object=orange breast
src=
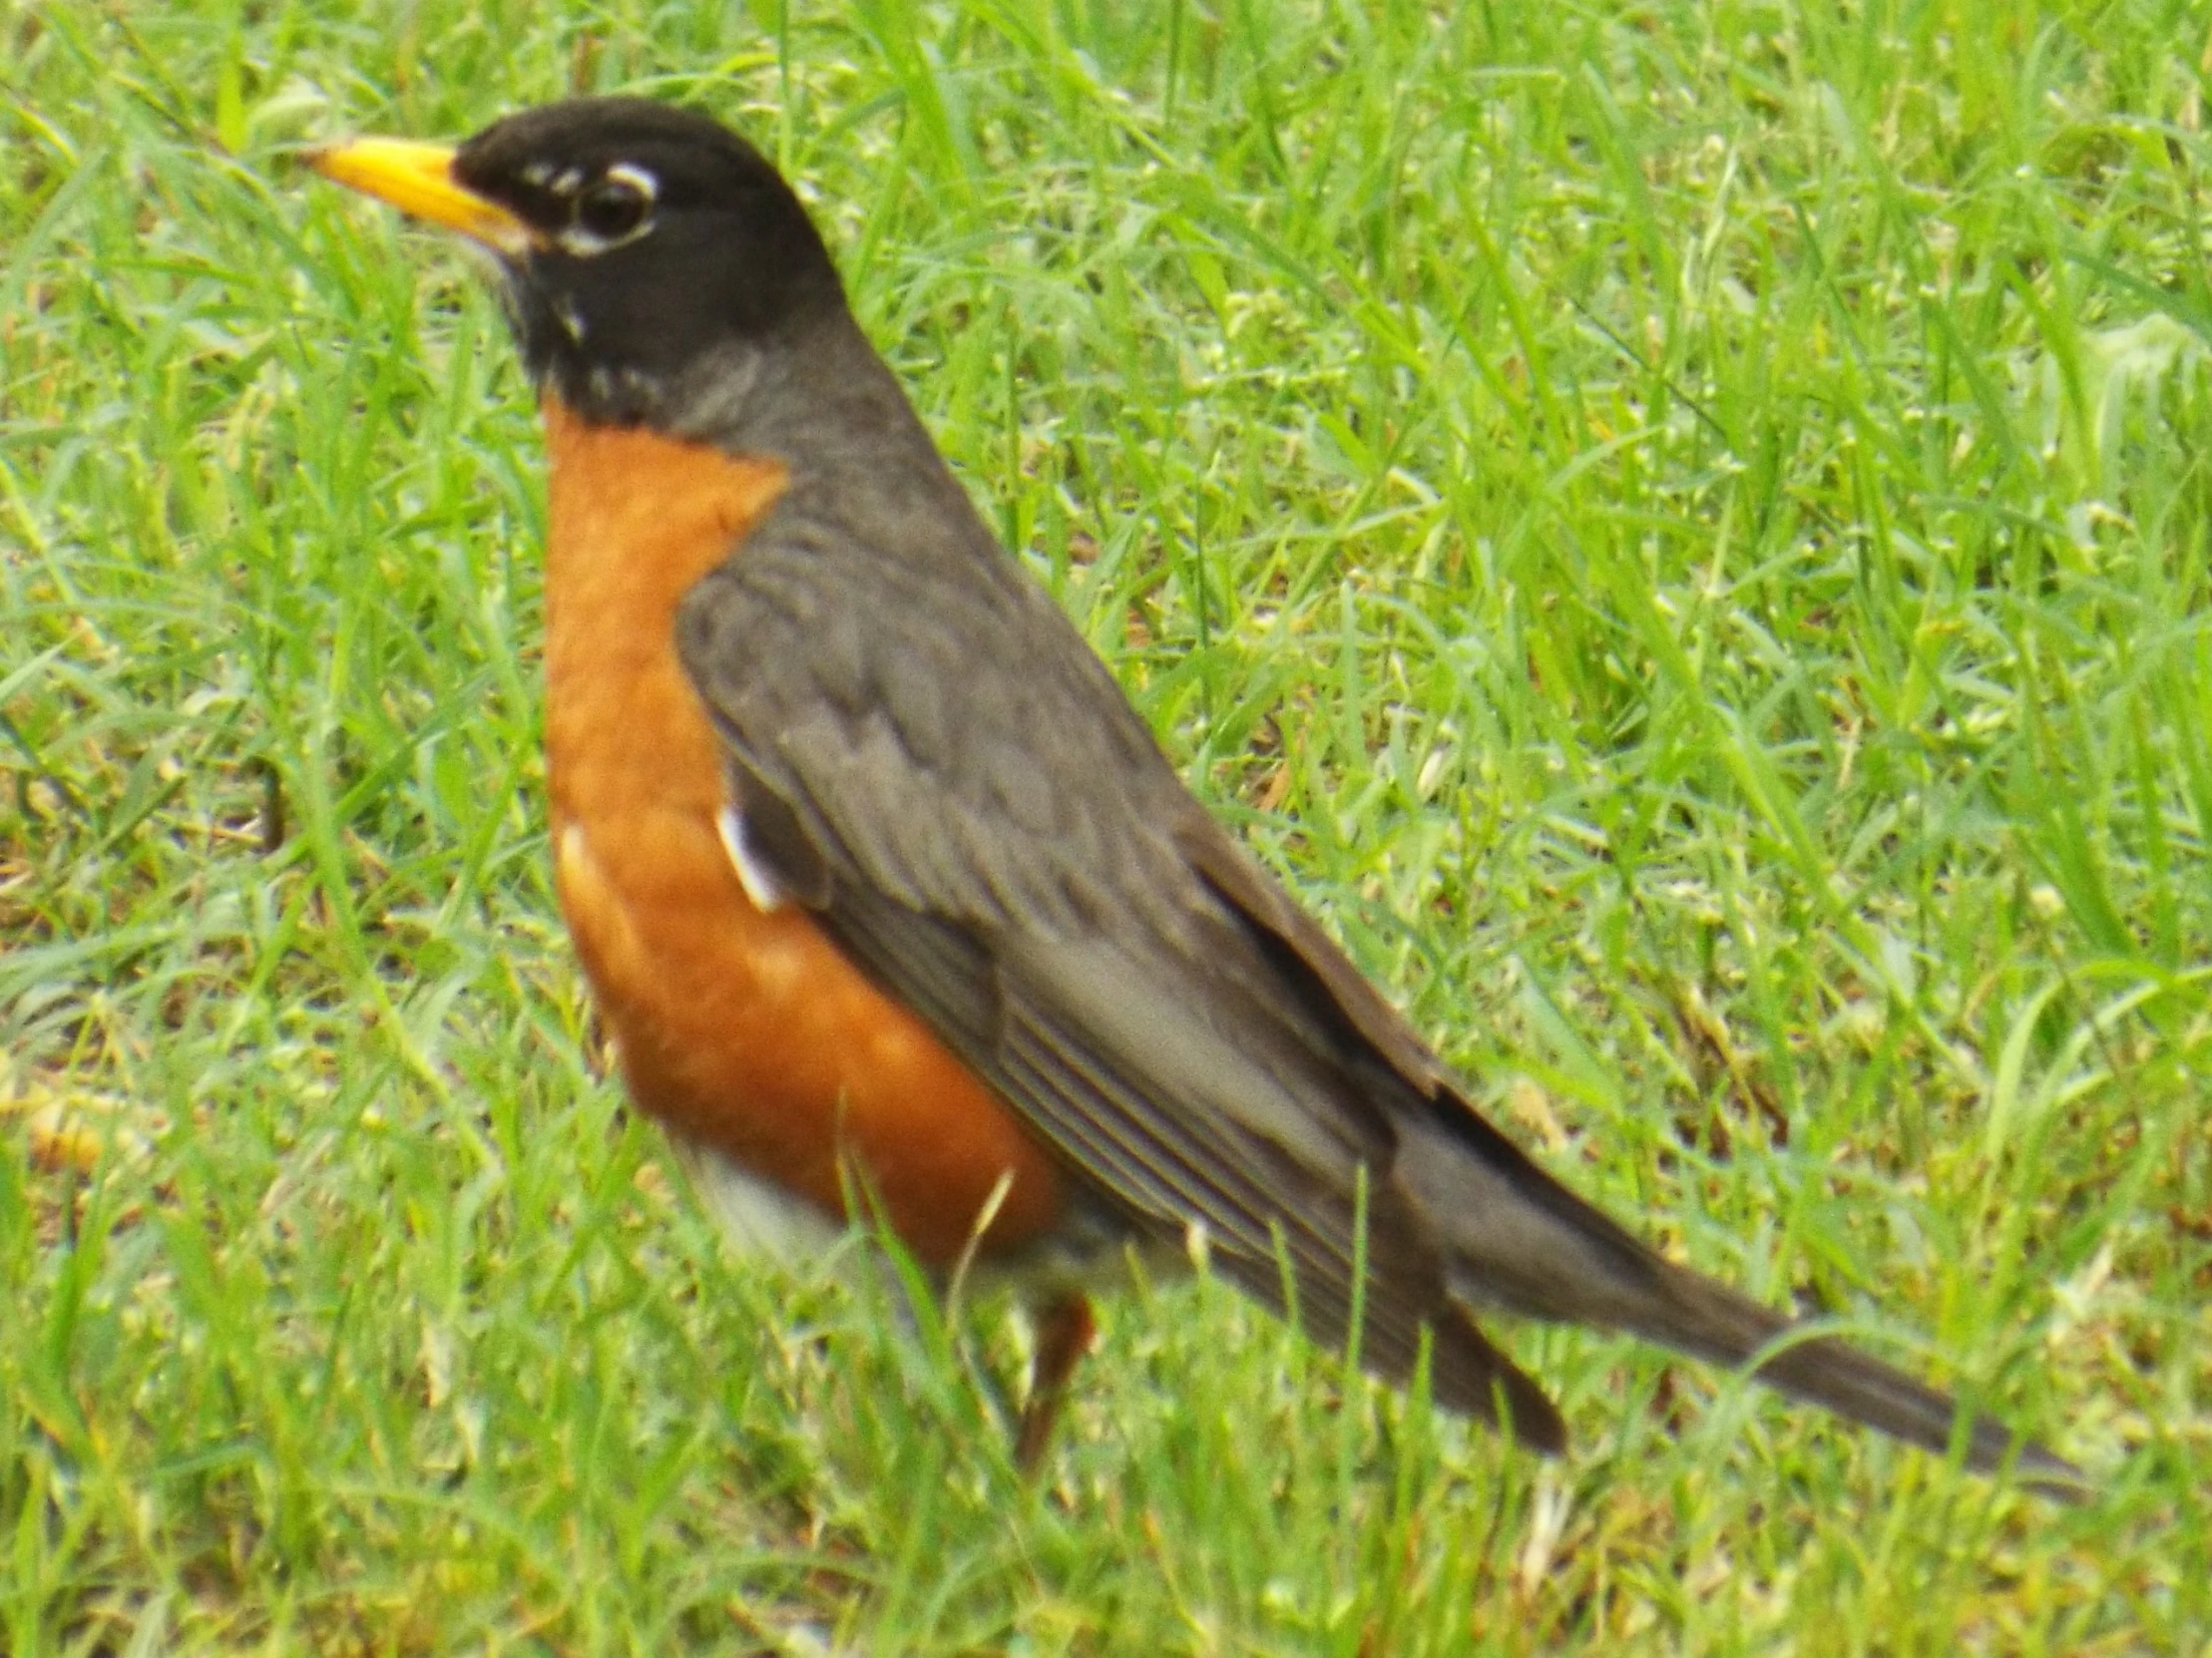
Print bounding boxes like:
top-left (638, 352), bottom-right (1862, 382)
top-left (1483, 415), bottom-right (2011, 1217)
top-left (538, 396), bottom-right (1066, 1266)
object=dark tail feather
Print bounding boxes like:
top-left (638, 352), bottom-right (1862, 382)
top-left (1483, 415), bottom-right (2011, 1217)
top-left (1427, 1304), bottom-right (1569, 1455)
top-left (1615, 1257), bottom-right (2087, 1496)
top-left (1400, 1106), bottom-right (2088, 1497)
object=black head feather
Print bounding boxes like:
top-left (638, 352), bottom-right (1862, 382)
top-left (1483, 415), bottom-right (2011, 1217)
top-left (452, 98), bottom-right (845, 421)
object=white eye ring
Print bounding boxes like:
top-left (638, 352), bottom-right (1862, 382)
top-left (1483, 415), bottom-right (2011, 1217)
top-left (555, 162), bottom-right (660, 256)
top-left (603, 162), bottom-right (659, 202)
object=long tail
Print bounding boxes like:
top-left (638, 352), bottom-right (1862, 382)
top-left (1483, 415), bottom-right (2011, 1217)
top-left (1397, 1102), bottom-right (2087, 1495)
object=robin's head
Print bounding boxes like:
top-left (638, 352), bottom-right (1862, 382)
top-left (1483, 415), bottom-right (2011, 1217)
top-left (308, 98), bottom-right (845, 423)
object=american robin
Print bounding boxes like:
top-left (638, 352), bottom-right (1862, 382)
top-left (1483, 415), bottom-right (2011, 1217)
top-left (306, 98), bottom-right (2080, 1491)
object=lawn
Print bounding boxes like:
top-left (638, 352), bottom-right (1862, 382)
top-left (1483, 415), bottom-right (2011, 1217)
top-left (2, 0), bottom-right (2205, 1651)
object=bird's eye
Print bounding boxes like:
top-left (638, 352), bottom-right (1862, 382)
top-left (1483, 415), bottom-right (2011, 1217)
top-left (576, 177), bottom-right (650, 241)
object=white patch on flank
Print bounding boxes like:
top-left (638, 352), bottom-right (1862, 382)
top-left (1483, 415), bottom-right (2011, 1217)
top-left (671, 1139), bottom-right (844, 1265)
top-left (717, 804), bottom-right (786, 913)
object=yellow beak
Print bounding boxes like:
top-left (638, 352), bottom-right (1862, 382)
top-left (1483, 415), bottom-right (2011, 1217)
top-left (304, 137), bottom-right (532, 255)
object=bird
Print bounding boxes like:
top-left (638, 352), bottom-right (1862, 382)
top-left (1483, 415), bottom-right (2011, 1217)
top-left (304, 97), bottom-right (2081, 1492)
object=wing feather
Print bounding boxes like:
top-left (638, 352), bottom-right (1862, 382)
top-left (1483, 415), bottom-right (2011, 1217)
top-left (672, 494), bottom-right (1557, 1442)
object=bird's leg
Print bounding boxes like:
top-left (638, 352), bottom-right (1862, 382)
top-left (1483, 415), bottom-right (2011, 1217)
top-left (1015, 1291), bottom-right (1096, 1473)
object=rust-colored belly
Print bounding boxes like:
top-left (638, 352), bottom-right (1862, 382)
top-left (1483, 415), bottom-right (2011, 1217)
top-left (537, 396), bottom-right (1065, 1265)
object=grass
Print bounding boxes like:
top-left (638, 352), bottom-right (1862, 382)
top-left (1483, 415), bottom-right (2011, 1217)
top-left (3, 0), bottom-right (2206, 1649)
